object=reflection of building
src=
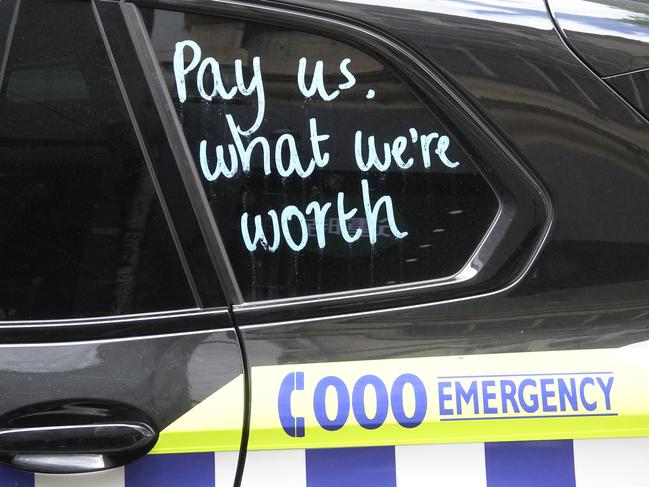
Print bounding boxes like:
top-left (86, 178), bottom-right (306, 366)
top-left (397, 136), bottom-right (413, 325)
top-left (390, 6), bottom-right (649, 245)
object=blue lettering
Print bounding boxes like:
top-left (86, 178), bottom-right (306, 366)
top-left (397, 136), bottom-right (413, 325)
top-left (518, 379), bottom-right (539, 413)
top-left (278, 372), bottom-right (305, 437)
top-left (540, 378), bottom-right (557, 412)
top-left (392, 374), bottom-right (427, 428)
top-left (313, 376), bottom-right (350, 431)
top-left (597, 376), bottom-right (614, 410)
top-left (558, 378), bottom-right (578, 412)
top-left (438, 381), bottom-right (454, 416)
top-left (580, 377), bottom-right (597, 411)
top-left (500, 380), bottom-right (520, 413)
top-left (455, 381), bottom-right (479, 415)
top-left (482, 380), bottom-right (498, 414)
top-left (352, 375), bottom-right (389, 430)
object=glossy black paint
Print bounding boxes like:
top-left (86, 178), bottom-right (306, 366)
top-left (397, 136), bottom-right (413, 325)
top-left (0, 327), bottom-right (243, 468)
top-left (607, 68), bottom-right (649, 118)
top-left (234, 0), bottom-right (649, 366)
top-left (547, 0), bottom-right (649, 77)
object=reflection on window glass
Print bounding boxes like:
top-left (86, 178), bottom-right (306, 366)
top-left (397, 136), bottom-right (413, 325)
top-left (145, 7), bottom-right (499, 301)
top-left (0, 0), bottom-right (196, 320)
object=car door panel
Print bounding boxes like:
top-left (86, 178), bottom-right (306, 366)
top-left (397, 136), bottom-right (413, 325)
top-left (0, 325), bottom-right (243, 479)
top-left (0, 0), bottom-right (246, 482)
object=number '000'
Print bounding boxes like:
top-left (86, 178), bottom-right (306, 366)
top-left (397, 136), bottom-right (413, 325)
top-left (277, 372), bottom-right (428, 437)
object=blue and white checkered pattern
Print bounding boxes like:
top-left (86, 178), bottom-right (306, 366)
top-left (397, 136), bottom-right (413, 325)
top-left (3, 438), bottom-right (649, 486)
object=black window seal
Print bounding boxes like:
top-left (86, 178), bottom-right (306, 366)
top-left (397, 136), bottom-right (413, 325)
top-left (94, 0), bottom-right (244, 306)
top-left (0, 307), bottom-right (233, 343)
top-left (126, 0), bottom-right (554, 326)
top-left (0, 0), bottom-right (20, 91)
top-left (92, 0), bottom-right (204, 309)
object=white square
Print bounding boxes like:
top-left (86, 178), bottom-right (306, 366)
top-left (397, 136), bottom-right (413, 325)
top-left (35, 467), bottom-right (124, 487)
top-left (395, 443), bottom-right (487, 487)
top-left (574, 437), bottom-right (649, 487)
top-left (241, 449), bottom-right (306, 487)
top-left (215, 451), bottom-right (239, 486)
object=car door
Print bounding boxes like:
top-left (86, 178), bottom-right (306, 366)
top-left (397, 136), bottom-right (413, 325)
top-left (124, 0), bottom-right (649, 485)
top-left (0, 0), bottom-right (245, 485)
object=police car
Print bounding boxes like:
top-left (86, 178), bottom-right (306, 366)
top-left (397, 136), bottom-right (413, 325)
top-left (1, 0), bottom-right (649, 485)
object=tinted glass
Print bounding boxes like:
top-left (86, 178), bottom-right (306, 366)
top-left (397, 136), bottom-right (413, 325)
top-left (146, 8), bottom-right (499, 301)
top-left (0, 0), bottom-right (196, 320)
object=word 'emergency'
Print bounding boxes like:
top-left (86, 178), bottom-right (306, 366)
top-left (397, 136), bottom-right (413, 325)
top-left (277, 371), bottom-right (615, 437)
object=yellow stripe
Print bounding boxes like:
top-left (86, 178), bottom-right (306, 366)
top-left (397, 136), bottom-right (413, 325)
top-left (153, 343), bottom-right (649, 453)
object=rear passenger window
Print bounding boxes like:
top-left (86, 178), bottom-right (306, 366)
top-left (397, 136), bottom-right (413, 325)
top-left (145, 8), bottom-right (500, 301)
top-left (0, 0), bottom-right (195, 320)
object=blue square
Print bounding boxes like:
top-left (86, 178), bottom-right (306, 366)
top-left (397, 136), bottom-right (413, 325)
top-left (485, 440), bottom-right (576, 487)
top-left (306, 446), bottom-right (396, 487)
top-left (0, 465), bottom-right (33, 487)
top-left (125, 453), bottom-right (215, 487)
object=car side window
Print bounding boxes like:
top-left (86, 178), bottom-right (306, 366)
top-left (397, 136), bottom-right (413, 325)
top-left (145, 7), bottom-right (500, 301)
top-left (0, 0), bottom-right (198, 320)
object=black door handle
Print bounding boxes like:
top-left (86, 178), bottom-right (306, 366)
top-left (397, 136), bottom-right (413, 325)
top-left (0, 400), bottom-right (158, 474)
